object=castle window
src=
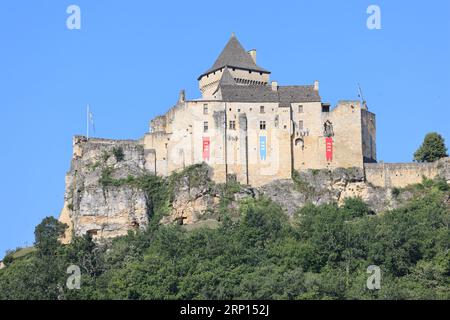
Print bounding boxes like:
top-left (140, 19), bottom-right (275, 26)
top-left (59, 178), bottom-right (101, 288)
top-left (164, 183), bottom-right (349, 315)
top-left (229, 121), bottom-right (236, 130)
top-left (203, 121), bottom-right (209, 133)
top-left (203, 104), bottom-right (208, 114)
top-left (260, 121), bottom-right (266, 130)
top-left (299, 121), bottom-right (304, 131)
top-left (260, 106), bottom-right (265, 114)
top-left (298, 105), bottom-right (304, 113)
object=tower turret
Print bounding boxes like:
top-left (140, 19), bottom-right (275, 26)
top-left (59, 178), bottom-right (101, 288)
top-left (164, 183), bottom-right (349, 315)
top-left (198, 33), bottom-right (271, 98)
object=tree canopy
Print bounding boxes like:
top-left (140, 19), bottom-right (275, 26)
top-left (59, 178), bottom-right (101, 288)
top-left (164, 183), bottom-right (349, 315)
top-left (1, 179), bottom-right (449, 300)
top-left (414, 132), bottom-right (448, 163)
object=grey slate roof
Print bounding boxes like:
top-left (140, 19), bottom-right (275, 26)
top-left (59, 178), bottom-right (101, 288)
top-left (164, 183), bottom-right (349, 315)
top-left (198, 35), bottom-right (270, 79)
top-left (219, 67), bottom-right (237, 86)
top-left (219, 85), bottom-right (321, 103)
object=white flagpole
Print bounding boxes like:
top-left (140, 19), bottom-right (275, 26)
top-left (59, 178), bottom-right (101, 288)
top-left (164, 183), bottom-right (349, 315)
top-left (87, 104), bottom-right (90, 139)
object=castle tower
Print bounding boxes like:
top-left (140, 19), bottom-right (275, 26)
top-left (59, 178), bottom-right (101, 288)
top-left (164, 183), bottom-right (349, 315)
top-left (198, 34), bottom-right (271, 98)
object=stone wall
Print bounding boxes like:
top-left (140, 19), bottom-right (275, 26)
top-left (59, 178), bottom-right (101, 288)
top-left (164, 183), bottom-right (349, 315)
top-left (364, 158), bottom-right (450, 188)
top-left (143, 98), bottom-right (374, 187)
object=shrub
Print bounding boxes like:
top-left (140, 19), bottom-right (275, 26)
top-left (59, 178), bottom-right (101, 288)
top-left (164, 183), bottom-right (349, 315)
top-left (391, 187), bottom-right (401, 198)
top-left (112, 147), bottom-right (125, 162)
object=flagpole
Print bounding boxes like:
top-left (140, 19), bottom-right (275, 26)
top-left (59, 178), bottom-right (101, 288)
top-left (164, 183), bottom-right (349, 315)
top-left (87, 104), bottom-right (89, 139)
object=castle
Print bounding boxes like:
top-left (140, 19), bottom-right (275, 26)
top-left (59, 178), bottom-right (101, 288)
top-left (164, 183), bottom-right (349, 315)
top-left (58, 34), bottom-right (448, 242)
top-left (142, 34), bottom-right (376, 187)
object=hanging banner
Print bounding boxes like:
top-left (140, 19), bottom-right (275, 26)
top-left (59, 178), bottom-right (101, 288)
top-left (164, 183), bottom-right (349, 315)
top-left (259, 136), bottom-right (267, 161)
top-left (202, 137), bottom-right (210, 161)
top-left (326, 137), bottom-right (333, 162)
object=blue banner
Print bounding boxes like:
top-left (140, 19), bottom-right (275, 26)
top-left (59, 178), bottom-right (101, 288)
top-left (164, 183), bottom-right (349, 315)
top-left (259, 136), bottom-right (267, 160)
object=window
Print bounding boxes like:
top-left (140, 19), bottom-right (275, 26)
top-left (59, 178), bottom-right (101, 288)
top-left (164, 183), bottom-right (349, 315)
top-left (260, 106), bottom-right (265, 114)
top-left (229, 120), bottom-right (236, 130)
top-left (299, 121), bottom-right (304, 131)
top-left (203, 121), bottom-right (208, 133)
top-left (298, 105), bottom-right (304, 113)
top-left (203, 104), bottom-right (208, 114)
top-left (260, 121), bottom-right (266, 130)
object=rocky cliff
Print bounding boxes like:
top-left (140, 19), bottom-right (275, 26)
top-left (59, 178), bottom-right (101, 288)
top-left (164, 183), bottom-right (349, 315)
top-left (59, 137), bottom-right (149, 243)
top-left (59, 137), bottom-right (450, 242)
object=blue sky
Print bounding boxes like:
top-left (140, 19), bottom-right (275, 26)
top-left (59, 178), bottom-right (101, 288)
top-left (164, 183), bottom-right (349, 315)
top-left (0, 0), bottom-right (449, 257)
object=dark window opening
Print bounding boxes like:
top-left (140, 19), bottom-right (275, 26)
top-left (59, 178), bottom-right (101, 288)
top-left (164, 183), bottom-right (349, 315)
top-left (260, 121), bottom-right (266, 130)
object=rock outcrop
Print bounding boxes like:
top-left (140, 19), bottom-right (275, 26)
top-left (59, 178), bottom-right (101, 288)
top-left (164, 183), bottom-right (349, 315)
top-left (259, 168), bottom-right (413, 216)
top-left (160, 164), bottom-right (219, 225)
top-left (60, 137), bottom-right (149, 243)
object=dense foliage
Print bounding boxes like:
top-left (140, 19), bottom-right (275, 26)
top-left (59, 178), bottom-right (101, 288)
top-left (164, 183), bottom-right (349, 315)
top-left (1, 179), bottom-right (449, 300)
top-left (414, 132), bottom-right (448, 163)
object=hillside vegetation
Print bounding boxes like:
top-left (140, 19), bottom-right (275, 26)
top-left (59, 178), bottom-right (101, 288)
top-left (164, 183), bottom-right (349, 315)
top-left (0, 176), bottom-right (449, 300)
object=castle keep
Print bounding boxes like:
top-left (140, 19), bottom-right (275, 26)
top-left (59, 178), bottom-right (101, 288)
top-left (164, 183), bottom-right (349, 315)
top-left (142, 34), bottom-right (377, 187)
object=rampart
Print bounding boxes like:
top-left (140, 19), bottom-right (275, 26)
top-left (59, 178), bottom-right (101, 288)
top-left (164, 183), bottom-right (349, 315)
top-left (364, 158), bottom-right (450, 188)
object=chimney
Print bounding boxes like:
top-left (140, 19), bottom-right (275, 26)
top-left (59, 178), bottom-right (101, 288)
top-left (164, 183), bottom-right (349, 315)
top-left (248, 49), bottom-right (257, 63)
top-left (271, 81), bottom-right (278, 91)
top-left (314, 80), bottom-right (319, 91)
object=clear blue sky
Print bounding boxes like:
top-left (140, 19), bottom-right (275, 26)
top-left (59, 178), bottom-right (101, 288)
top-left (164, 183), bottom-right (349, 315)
top-left (1, 0), bottom-right (449, 257)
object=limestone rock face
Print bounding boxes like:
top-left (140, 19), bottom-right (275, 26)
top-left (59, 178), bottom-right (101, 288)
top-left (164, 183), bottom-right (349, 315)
top-left (160, 164), bottom-right (219, 225)
top-left (60, 137), bottom-right (149, 243)
top-left (259, 168), bottom-right (414, 216)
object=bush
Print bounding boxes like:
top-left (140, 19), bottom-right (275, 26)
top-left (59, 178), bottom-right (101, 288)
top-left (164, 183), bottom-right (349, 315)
top-left (341, 197), bottom-right (372, 218)
top-left (392, 187), bottom-right (401, 198)
top-left (112, 147), bottom-right (125, 162)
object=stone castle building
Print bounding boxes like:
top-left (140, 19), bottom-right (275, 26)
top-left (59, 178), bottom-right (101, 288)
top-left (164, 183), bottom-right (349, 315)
top-left (142, 34), bottom-right (376, 186)
top-left (58, 34), bottom-right (449, 241)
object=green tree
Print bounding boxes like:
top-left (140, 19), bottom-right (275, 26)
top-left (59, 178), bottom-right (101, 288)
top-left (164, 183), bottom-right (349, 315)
top-left (414, 132), bottom-right (448, 163)
top-left (34, 216), bottom-right (67, 256)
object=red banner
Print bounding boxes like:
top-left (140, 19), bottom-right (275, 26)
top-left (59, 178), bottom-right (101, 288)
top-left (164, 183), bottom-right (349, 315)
top-left (326, 137), bottom-right (333, 162)
top-left (202, 137), bottom-right (210, 161)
